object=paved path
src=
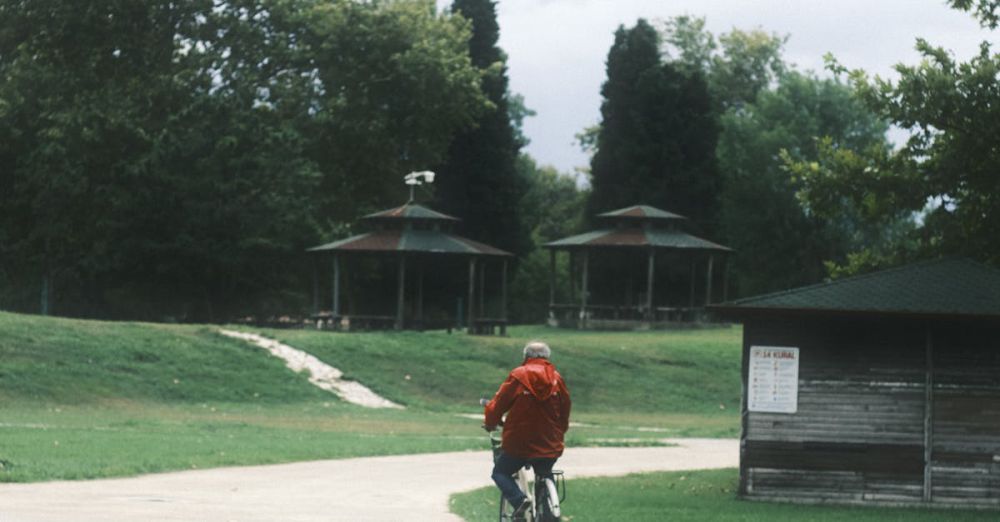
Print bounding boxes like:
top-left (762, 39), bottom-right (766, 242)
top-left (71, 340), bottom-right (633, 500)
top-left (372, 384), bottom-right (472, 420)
top-left (0, 439), bottom-right (737, 522)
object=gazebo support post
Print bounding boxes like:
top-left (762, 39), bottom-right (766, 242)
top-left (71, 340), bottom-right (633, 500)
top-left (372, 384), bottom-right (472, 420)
top-left (548, 250), bottom-right (556, 311)
top-left (501, 259), bottom-right (508, 335)
top-left (570, 252), bottom-right (577, 302)
top-left (689, 258), bottom-right (697, 309)
top-left (645, 249), bottom-right (655, 323)
top-left (333, 255), bottom-right (341, 318)
top-left (417, 259), bottom-right (424, 329)
top-left (479, 262), bottom-right (486, 318)
top-left (312, 259), bottom-right (319, 316)
top-left (722, 257), bottom-right (730, 303)
top-left (705, 255), bottom-right (715, 307)
top-left (395, 256), bottom-right (406, 330)
top-left (467, 258), bottom-right (476, 334)
top-left (580, 250), bottom-right (590, 329)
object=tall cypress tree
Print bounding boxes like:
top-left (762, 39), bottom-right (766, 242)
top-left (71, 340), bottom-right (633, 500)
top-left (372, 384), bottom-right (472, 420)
top-left (434, 0), bottom-right (530, 256)
top-left (587, 19), bottom-right (719, 232)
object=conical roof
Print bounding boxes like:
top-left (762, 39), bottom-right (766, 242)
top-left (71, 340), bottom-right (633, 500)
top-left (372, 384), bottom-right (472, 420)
top-left (308, 201), bottom-right (510, 256)
top-left (363, 203), bottom-right (459, 222)
top-left (545, 204), bottom-right (730, 252)
top-left (597, 205), bottom-right (688, 221)
top-left (544, 228), bottom-right (731, 252)
top-left (308, 229), bottom-right (511, 256)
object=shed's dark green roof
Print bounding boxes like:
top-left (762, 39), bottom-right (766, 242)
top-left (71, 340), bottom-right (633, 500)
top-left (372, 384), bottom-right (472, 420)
top-left (308, 229), bottom-right (511, 257)
top-left (363, 203), bottom-right (458, 222)
top-left (597, 205), bottom-right (687, 221)
top-left (544, 228), bottom-right (731, 252)
top-left (713, 258), bottom-right (1000, 319)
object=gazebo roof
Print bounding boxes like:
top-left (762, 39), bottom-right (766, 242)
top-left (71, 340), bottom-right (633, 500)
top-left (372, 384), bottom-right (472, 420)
top-left (309, 200), bottom-right (511, 257)
top-left (363, 203), bottom-right (459, 222)
top-left (712, 258), bottom-right (1000, 320)
top-left (308, 229), bottom-right (512, 257)
top-left (544, 204), bottom-right (731, 252)
top-left (597, 205), bottom-right (688, 221)
top-left (544, 227), bottom-right (731, 252)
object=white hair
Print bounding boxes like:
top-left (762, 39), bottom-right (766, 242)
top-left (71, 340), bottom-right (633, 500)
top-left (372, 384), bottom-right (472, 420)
top-left (523, 340), bottom-right (551, 360)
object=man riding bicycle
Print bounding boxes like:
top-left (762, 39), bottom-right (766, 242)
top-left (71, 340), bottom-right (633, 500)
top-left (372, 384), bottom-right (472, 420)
top-left (483, 340), bottom-right (572, 520)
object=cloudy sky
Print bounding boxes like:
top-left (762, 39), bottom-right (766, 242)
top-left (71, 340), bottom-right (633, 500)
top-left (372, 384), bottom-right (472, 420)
top-left (437, 0), bottom-right (995, 175)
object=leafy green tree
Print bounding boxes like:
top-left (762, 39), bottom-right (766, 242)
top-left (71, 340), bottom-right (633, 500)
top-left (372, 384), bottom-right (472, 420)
top-left (949, 0), bottom-right (1000, 27)
top-left (788, 33), bottom-right (1000, 270)
top-left (784, 0), bottom-right (1000, 273)
top-left (303, 0), bottom-right (487, 225)
top-left (657, 16), bottom-right (894, 294)
top-left (508, 155), bottom-right (586, 322)
top-left (663, 15), bottom-right (786, 110)
top-left (432, 0), bottom-right (531, 257)
top-left (0, 0), bottom-right (489, 320)
top-left (586, 19), bottom-right (719, 231)
top-left (719, 72), bottom-right (891, 295)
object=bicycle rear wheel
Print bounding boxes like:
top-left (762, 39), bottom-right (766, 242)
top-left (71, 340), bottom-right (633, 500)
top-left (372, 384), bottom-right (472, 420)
top-left (499, 494), bottom-right (513, 521)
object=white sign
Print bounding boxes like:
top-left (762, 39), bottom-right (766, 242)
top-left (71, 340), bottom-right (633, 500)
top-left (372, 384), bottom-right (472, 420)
top-left (748, 346), bottom-right (799, 414)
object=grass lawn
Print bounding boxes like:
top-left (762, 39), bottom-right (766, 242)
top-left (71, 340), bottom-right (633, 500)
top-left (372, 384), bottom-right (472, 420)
top-left (450, 468), bottom-right (994, 522)
top-left (262, 325), bottom-right (743, 417)
top-left (0, 311), bottom-right (741, 482)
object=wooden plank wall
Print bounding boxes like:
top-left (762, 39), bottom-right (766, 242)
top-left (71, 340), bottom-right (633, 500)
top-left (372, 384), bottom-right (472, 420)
top-left (742, 317), bottom-right (1000, 508)
top-left (931, 323), bottom-right (1000, 507)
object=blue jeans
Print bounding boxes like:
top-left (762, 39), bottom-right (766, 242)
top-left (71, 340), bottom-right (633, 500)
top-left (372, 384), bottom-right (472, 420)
top-left (491, 453), bottom-right (557, 506)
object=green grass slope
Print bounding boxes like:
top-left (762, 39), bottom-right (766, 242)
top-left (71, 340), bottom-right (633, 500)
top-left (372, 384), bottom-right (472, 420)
top-left (0, 311), bottom-right (327, 403)
top-left (264, 325), bottom-right (743, 414)
top-left (0, 311), bottom-right (741, 482)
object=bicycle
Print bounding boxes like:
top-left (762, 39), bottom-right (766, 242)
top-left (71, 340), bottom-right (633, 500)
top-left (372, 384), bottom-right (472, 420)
top-left (480, 399), bottom-right (566, 522)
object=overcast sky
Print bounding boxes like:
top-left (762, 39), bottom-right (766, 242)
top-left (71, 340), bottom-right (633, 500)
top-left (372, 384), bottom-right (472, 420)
top-left (437, 0), bottom-right (995, 176)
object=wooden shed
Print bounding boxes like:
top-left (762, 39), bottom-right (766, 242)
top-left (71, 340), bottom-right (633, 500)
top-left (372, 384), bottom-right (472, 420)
top-left (712, 258), bottom-right (1000, 509)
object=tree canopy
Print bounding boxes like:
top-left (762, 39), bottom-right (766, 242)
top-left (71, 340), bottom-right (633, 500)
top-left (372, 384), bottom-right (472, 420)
top-left (433, 0), bottom-right (531, 257)
top-left (787, 5), bottom-right (1000, 272)
top-left (586, 19), bottom-right (719, 231)
top-left (0, 0), bottom-right (488, 320)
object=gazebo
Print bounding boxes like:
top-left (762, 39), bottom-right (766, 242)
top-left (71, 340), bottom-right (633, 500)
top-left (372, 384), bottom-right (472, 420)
top-left (543, 205), bottom-right (732, 329)
top-left (307, 201), bottom-right (512, 334)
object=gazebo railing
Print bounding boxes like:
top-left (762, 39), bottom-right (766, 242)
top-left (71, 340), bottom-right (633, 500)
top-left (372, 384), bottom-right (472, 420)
top-left (548, 303), bottom-right (703, 327)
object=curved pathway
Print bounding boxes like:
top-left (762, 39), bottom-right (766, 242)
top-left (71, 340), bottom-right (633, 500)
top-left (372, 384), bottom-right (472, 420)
top-left (0, 439), bottom-right (737, 522)
top-left (218, 329), bottom-right (403, 409)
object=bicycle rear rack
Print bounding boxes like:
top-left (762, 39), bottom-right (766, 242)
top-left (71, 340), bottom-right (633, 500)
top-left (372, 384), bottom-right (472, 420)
top-left (551, 470), bottom-right (566, 503)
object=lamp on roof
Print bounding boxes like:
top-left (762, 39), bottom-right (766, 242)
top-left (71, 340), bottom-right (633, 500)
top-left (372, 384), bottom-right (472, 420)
top-left (404, 170), bottom-right (435, 202)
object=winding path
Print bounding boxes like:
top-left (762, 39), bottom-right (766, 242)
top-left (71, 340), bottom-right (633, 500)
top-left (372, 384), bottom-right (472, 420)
top-left (0, 439), bottom-right (737, 521)
top-left (218, 329), bottom-right (403, 409)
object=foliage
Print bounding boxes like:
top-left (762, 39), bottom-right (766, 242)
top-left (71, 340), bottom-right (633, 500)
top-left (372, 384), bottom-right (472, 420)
top-left (949, 0), bottom-right (1000, 28)
top-left (788, 17), bottom-right (1000, 272)
top-left (663, 16), bottom-right (787, 110)
top-left (303, 0), bottom-right (488, 224)
top-left (451, 468), bottom-right (999, 522)
top-left (586, 20), bottom-right (719, 231)
top-left (0, 0), bottom-right (487, 320)
top-left (433, 0), bottom-right (532, 257)
top-left (719, 72), bottom-right (891, 295)
top-left (659, 17), bottom-right (891, 294)
top-left (508, 156), bottom-right (586, 322)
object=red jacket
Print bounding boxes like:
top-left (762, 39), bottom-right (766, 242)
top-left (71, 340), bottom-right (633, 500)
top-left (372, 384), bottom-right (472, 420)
top-left (484, 358), bottom-right (571, 459)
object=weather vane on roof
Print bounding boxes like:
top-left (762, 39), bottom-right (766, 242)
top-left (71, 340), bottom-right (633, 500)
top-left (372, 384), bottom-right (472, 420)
top-left (404, 170), bottom-right (435, 202)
